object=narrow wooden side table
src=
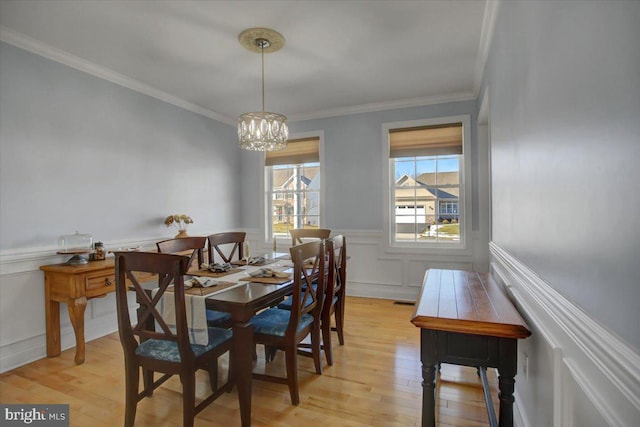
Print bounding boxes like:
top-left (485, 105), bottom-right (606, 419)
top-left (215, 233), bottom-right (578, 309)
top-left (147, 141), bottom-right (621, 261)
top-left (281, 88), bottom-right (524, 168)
top-left (41, 259), bottom-right (154, 364)
top-left (411, 269), bottom-right (531, 427)
top-left (40, 259), bottom-right (118, 364)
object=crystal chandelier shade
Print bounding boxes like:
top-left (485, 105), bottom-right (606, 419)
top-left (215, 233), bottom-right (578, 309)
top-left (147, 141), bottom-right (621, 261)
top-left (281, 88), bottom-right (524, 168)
top-left (237, 28), bottom-right (288, 151)
top-left (237, 111), bottom-right (288, 151)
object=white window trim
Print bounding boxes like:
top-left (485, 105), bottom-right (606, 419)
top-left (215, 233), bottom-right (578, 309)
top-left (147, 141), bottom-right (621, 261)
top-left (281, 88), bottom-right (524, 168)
top-left (261, 130), bottom-right (325, 245)
top-left (382, 115), bottom-right (472, 255)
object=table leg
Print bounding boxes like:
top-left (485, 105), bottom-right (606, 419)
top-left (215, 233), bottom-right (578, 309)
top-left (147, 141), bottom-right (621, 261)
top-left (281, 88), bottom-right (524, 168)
top-left (67, 296), bottom-right (87, 364)
top-left (233, 319), bottom-right (254, 427)
top-left (420, 329), bottom-right (438, 427)
top-left (497, 338), bottom-right (517, 427)
top-left (45, 290), bottom-right (62, 358)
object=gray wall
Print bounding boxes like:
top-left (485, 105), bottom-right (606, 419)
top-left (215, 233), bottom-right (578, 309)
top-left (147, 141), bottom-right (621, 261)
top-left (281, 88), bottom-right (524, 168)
top-left (241, 101), bottom-right (480, 232)
top-left (485, 0), bottom-right (640, 355)
top-left (0, 42), bottom-right (241, 250)
top-left (0, 41), bottom-right (242, 372)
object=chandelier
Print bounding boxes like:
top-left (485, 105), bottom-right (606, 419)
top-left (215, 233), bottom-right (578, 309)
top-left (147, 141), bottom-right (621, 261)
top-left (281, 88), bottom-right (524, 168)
top-left (237, 28), bottom-right (288, 151)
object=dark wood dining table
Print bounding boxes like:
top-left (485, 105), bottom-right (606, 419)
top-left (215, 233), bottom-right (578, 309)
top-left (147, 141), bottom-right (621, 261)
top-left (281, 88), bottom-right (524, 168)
top-left (205, 280), bottom-right (293, 427)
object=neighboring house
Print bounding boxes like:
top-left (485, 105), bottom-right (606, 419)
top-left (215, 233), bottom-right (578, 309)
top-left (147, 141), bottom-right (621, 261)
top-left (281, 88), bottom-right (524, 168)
top-left (394, 172), bottom-right (459, 233)
top-left (272, 165), bottom-right (320, 228)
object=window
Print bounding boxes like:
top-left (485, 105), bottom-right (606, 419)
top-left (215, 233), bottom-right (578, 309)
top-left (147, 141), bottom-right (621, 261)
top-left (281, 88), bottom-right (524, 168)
top-left (265, 136), bottom-right (321, 240)
top-left (384, 117), bottom-right (469, 247)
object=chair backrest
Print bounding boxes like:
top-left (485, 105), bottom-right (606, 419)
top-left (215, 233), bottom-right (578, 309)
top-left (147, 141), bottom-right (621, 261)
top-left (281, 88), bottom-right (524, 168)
top-left (156, 236), bottom-right (206, 271)
top-left (207, 232), bottom-right (246, 264)
top-left (289, 228), bottom-right (331, 245)
top-left (288, 240), bottom-right (327, 334)
top-left (114, 251), bottom-right (194, 362)
top-left (329, 235), bottom-right (346, 299)
top-left (322, 235), bottom-right (346, 319)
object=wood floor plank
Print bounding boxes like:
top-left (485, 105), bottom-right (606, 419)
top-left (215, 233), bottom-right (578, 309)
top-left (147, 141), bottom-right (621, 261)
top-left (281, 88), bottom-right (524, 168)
top-left (0, 296), bottom-right (500, 426)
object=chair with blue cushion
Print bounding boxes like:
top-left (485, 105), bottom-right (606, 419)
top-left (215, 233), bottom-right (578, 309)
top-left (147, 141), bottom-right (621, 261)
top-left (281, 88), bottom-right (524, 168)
top-left (278, 236), bottom-right (344, 366)
top-left (113, 251), bottom-right (233, 427)
top-left (157, 237), bottom-right (232, 328)
top-left (250, 240), bottom-right (327, 405)
top-left (323, 235), bottom-right (347, 363)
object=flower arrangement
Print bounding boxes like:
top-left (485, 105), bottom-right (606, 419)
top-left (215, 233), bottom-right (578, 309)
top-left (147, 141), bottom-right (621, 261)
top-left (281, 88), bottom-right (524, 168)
top-left (164, 214), bottom-right (193, 237)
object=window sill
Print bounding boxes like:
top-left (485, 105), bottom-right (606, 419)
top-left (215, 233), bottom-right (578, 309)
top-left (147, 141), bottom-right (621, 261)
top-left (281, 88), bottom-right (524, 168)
top-left (383, 240), bottom-right (472, 257)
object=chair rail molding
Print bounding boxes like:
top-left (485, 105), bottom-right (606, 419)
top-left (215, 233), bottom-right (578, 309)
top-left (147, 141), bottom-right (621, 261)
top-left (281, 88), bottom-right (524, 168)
top-left (0, 238), bottom-right (162, 276)
top-left (489, 241), bottom-right (640, 427)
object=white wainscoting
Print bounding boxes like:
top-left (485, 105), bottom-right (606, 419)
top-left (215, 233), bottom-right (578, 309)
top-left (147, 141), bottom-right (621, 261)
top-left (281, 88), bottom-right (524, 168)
top-left (490, 242), bottom-right (640, 427)
top-left (252, 229), bottom-right (489, 302)
top-left (1, 231), bottom-right (489, 373)
top-left (0, 238), bottom-right (158, 373)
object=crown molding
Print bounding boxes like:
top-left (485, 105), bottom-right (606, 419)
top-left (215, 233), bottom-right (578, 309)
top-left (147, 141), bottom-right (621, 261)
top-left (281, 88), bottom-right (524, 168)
top-left (473, 0), bottom-right (500, 96)
top-left (0, 26), bottom-right (236, 126)
top-left (287, 91), bottom-right (476, 123)
top-left (1, 25), bottom-right (478, 127)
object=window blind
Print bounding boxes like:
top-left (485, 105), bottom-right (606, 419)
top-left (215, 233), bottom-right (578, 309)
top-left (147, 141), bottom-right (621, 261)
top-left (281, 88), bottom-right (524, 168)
top-left (265, 137), bottom-right (320, 166)
top-left (389, 123), bottom-right (462, 158)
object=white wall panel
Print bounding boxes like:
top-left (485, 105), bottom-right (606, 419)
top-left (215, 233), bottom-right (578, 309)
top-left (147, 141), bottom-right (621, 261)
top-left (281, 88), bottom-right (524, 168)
top-left (491, 243), bottom-right (640, 427)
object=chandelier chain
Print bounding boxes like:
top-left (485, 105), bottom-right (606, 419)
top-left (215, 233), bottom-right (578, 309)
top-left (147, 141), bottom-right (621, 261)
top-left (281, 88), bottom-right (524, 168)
top-left (261, 41), bottom-right (265, 112)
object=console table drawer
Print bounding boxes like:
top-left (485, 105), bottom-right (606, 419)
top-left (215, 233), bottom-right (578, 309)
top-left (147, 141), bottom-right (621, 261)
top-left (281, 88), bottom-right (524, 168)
top-left (85, 272), bottom-right (116, 298)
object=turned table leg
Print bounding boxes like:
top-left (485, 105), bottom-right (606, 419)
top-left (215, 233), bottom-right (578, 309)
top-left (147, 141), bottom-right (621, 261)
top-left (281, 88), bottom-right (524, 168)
top-left (67, 296), bottom-right (88, 364)
top-left (420, 329), bottom-right (438, 427)
top-left (497, 338), bottom-right (517, 427)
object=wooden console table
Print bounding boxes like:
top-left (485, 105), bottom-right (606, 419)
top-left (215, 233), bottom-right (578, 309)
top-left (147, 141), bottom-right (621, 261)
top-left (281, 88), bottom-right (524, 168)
top-left (41, 259), bottom-right (153, 364)
top-left (411, 269), bottom-right (531, 427)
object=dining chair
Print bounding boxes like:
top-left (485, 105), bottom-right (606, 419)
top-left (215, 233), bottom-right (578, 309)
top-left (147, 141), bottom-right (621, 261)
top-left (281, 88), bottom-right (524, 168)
top-left (113, 251), bottom-right (233, 427)
top-left (250, 240), bottom-right (326, 405)
top-left (156, 237), bottom-right (206, 271)
top-left (328, 235), bottom-right (347, 347)
top-left (156, 237), bottom-right (232, 328)
top-left (289, 228), bottom-right (331, 245)
top-left (207, 232), bottom-right (246, 264)
top-left (278, 236), bottom-right (345, 366)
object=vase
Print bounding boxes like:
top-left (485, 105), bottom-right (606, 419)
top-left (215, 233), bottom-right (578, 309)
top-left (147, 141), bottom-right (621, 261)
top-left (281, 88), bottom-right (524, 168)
top-left (175, 229), bottom-right (189, 238)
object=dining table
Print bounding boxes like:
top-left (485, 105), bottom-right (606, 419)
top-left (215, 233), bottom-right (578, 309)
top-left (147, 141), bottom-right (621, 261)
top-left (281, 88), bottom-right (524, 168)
top-left (136, 252), bottom-right (293, 427)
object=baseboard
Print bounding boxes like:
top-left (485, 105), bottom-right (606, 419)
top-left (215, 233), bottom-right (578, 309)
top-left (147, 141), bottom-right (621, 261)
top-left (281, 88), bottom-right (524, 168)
top-left (347, 280), bottom-right (419, 302)
top-left (0, 322), bottom-right (119, 373)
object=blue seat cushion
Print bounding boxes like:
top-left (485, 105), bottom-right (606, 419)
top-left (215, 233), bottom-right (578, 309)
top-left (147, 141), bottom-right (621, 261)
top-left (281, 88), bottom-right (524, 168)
top-left (250, 308), bottom-right (314, 337)
top-left (135, 327), bottom-right (232, 362)
top-left (277, 293), bottom-right (315, 310)
top-left (206, 309), bottom-right (232, 326)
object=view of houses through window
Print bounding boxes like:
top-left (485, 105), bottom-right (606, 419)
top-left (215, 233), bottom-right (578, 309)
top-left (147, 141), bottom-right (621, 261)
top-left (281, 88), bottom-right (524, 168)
top-left (269, 163), bottom-right (320, 238)
top-left (388, 121), bottom-right (463, 244)
top-left (265, 136), bottom-right (321, 240)
top-left (393, 155), bottom-right (460, 242)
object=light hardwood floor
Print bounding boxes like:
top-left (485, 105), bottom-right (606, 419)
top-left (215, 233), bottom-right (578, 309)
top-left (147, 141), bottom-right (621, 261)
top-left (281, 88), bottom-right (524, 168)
top-left (0, 297), bottom-right (499, 426)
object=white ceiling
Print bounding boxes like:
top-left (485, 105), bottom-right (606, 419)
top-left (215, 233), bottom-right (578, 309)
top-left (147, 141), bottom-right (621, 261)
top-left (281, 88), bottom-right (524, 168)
top-left (0, 0), bottom-right (490, 124)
